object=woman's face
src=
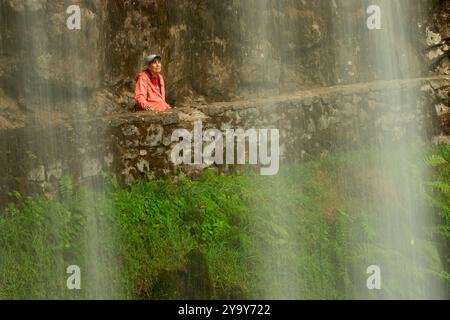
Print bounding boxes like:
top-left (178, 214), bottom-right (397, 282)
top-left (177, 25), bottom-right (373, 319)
top-left (149, 59), bottom-right (162, 75)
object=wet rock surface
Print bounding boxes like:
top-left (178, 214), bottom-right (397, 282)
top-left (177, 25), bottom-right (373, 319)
top-left (0, 0), bottom-right (445, 122)
top-left (150, 250), bottom-right (214, 300)
top-left (0, 76), bottom-right (447, 205)
top-left (1, 0), bottom-right (450, 202)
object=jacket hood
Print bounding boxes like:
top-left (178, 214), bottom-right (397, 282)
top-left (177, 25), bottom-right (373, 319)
top-left (136, 71), bottom-right (164, 82)
top-left (135, 71), bottom-right (148, 82)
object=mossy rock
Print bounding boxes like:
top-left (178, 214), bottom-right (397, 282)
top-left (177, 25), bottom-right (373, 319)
top-left (151, 250), bottom-right (213, 300)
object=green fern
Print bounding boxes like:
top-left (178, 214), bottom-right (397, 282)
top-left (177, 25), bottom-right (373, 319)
top-left (427, 180), bottom-right (450, 195)
top-left (58, 175), bottom-right (74, 202)
top-left (424, 154), bottom-right (448, 167)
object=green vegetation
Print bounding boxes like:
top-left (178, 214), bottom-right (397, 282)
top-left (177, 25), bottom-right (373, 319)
top-left (0, 145), bottom-right (448, 299)
top-left (425, 144), bottom-right (450, 285)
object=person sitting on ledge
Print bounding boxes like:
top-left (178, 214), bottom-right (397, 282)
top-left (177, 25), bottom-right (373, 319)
top-left (134, 54), bottom-right (171, 112)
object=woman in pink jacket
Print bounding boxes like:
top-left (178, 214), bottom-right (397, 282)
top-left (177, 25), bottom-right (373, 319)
top-left (135, 54), bottom-right (171, 112)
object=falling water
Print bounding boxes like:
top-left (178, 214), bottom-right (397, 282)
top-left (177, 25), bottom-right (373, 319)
top-left (242, 0), bottom-right (448, 299)
top-left (0, 0), bottom-right (447, 300)
top-left (332, 0), bottom-right (446, 299)
top-left (0, 2), bottom-right (120, 299)
top-left (237, 0), bottom-right (305, 299)
top-left (377, 1), bottom-right (438, 299)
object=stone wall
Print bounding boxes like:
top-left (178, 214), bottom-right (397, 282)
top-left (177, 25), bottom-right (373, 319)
top-left (0, 76), bottom-right (446, 205)
top-left (0, 119), bottom-right (113, 204)
top-left (425, 0), bottom-right (450, 137)
top-left (111, 77), bottom-right (445, 184)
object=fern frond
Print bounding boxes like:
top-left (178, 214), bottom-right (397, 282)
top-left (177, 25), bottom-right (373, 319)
top-left (58, 175), bottom-right (74, 202)
top-left (424, 154), bottom-right (448, 167)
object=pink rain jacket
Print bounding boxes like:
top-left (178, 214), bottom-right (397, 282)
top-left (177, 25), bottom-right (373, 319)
top-left (135, 71), bottom-right (171, 112)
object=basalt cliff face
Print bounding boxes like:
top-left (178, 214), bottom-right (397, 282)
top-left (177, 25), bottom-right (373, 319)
top-left (0, 0), bottom-right (446, 121)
